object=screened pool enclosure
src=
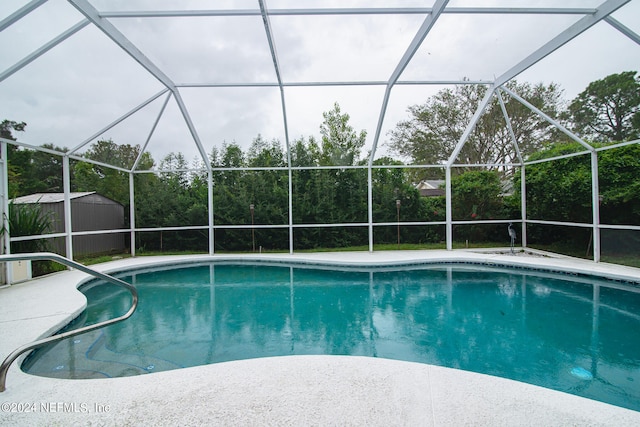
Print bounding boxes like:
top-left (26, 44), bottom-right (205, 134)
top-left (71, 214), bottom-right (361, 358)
top-left (1, 0), bottom-right (639, 267)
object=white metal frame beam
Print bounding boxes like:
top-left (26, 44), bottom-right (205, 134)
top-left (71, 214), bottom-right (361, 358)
top-left (1, 143), bottom-right (9, 264)
top-left (67, 0), bottom-right (174, 88)
top-left (258, 0), bottom-right (295, 254)
top-left (62, 156), bottom-right (73, 258)
top-left (369, 0), bottom-right (450, 164)
top-left (176, 80), bottom-right (492, 88)
top-left (445, 86), bottom-right (497, 168)
top-left (0, 20), bottom-right (89, 84)
top-left (499, 86), bottom-right (592, 151)
top-left (1, 136), bottom-right (132, 174)
top-left (172, 91), bottom-right (210, 171)
top-left (67, 0), bottom-right (211, 172)
top-left (68, 89), bottom-right (170, 156)
top-left (496, 91), bottom-right (527, 248)
top-left (495, 0), bottom-right (631, 87)
top-left (98, 7), bottom-right (598, 19)
top-left (495, 91), bottom-right (524, 165)
top-left (0, 0), bottom-right (48, 32)
top-left (129, 173), bottom-right (136, 257)
top-left (367, 0), bottom-right (450, 252)
top-left (444, 86), bottom-right (497, 250)
top-left (499, 86), bottom-right (604, 262)
top-left (132, 93), bottom-right (173, 171)
top-left (0, 0), bottom-right (636, 262)
top-left (605, 16), bottom-right (640, 45)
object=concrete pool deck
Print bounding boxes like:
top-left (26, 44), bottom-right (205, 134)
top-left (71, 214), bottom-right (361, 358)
top-left (1, 250), bottom-right (640, 426)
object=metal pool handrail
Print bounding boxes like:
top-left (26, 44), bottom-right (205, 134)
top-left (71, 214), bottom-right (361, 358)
top-left (0, 252), bottom-right (138, 392)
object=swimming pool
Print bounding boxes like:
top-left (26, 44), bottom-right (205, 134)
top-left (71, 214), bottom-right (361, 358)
top-left (22, 260), bottom-right (640, 411)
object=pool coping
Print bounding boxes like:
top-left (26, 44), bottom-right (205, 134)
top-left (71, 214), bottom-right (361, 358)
top-left (1, 249), bottom-right (640, 426)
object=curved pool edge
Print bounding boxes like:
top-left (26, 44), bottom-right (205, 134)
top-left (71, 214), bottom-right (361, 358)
top-left (92, 249), bottom-right (640, 284)
top-left (1, 250), bottom-right (640, 425)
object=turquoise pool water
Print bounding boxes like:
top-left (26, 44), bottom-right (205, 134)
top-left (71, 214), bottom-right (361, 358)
top-left (23, 261), bottom-right (640, 411)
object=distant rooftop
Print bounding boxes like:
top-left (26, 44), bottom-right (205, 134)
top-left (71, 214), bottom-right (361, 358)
top-left (416, 180), bottom-right (445, 197)
top-left (416, 180), bottom-right (444, 190)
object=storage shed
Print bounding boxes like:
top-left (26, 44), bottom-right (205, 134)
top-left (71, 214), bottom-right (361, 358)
top-left (11, 192), bottom-right (125, 256)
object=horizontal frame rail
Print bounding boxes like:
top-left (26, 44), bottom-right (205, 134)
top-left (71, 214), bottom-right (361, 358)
top-left (15, 219), bottom-right (640, 242)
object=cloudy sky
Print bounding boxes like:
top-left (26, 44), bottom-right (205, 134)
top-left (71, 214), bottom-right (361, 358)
top-left (1, 0), bottom-right (639, 169)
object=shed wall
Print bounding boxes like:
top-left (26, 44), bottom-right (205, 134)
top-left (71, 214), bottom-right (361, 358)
top-left (22, 194), bottom-right (126, 256)
top-left (71, 194), bottom-right (125, 256)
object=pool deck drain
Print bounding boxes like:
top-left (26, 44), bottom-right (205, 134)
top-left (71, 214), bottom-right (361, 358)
top-left (1, 250), bottom-right (640, 426)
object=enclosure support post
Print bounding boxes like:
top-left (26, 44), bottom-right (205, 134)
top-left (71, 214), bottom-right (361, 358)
top-left (288, 166), bottom-right (293, 255)
top-left (62, 155), bottom-right (73, 259)
top-left (368, 166), bottom-right (374, 252)
top-left (129, 172), bottom-right (135, 257)
top-left (366, 0), bottom-right (449, 253)
top-left (208, 169), bottom-right (214, 255)
top-left (1, 142), bottom-right (8, 255)
top-left (591, 152), bottom-right (601, 262)
top-left (259, 0), bottom-right (293, 255)
top-left (520, 165), bottom-right (527, 248)
top-left (445, 166), bottom-right (452, 251)
top-left (496, 88), bottom-right (526, 250)
top-left (1, 141), bottom-right (10, 284)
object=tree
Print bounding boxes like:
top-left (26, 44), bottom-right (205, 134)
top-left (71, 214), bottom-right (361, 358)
top-left (319, 102), bottom-right (367, 166)
top-left (5, 144), bottom-right (70, 197)
top-left (520, 141), bottom-right (640, 227)
top-left (318, 103), bottom-right (368, 246)
top-left (511, 141), bottom-right (640, 254)
top-left (3, 120), bottom-right (30, 196)
top-left (247, 134), bottom-right (285, 168)
top-left (81, 139), bottom-right (149, 169)
top-left (370, 157), bottom-right (435, 245)
top-left (387, 81), bottom-right (564, 180)
top-left (1, 120), bottom-right (26, 140)
top-left (597, 144), bottom-right (640, 226)
top-left (451, 170), bottom-right (505, 221)
top-left (2, 121), bottom-right (67, 196)
top-left (521, 142), bottom-right (594, 228)
top-left (211, 143), bottom-right (248, 250)
top-left (245, 136), bottom-right (288, 250)
top-left (451, 170), bottom-right (508, 242)
top-left (74, 139), bottom-right (154, 206)
top-left (289, 103), bottom-right (369, 249)
top-left (159, 152), bottom-right (189, 190)
top-left (566, 71), bottom-right (640, 142)
top-left (29, 144), bottom-right (67, 193)
top-left (290, 136), bottom-right (320, 237)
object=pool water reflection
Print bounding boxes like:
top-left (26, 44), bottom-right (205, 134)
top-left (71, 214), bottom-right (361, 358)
top-left (22, 262), bottom-right (640, 411)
